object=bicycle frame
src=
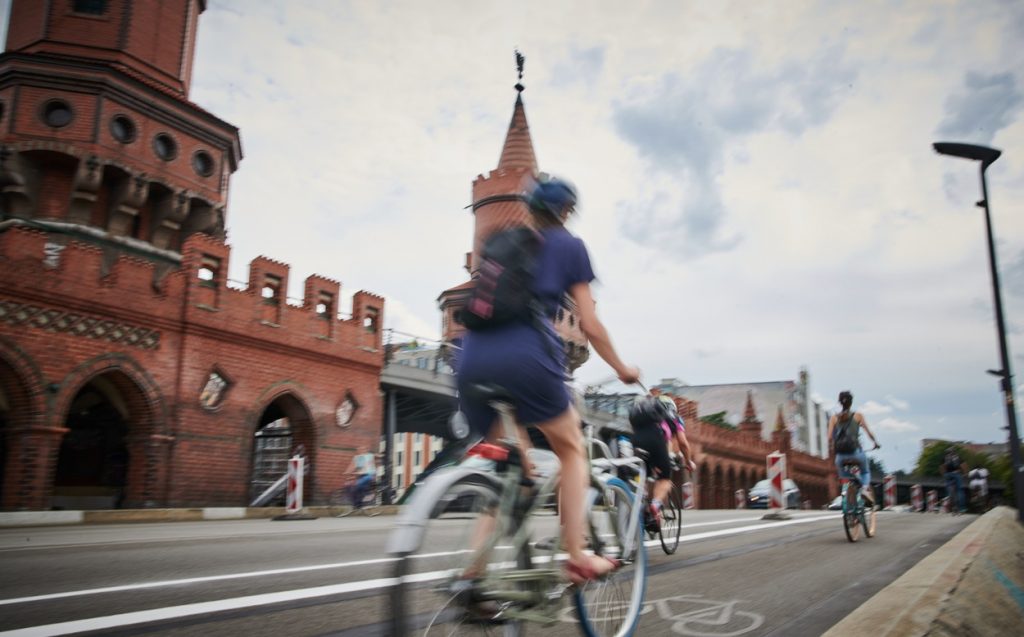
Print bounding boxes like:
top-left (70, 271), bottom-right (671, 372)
top-left (388, 399), bottom-right (642, 625)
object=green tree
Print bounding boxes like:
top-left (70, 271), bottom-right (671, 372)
top-left (913, 441), bottom-right (993, 477)
top-left (869, 457), bottom-right (886, 478)
top-left (700, 411), bottom-right (737, 431)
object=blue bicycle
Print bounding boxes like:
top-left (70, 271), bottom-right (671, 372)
top-left (839, 457), bottom-right (877, 542)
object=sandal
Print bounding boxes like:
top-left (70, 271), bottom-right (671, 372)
top-left (565, 556), bottom-right (621, 585)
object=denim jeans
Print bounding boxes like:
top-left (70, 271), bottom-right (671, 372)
top-left (944, 471), bottom-right (964, 512)
top-left (835, 449), bottom-right (870, 485)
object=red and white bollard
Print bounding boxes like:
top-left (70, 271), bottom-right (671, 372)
top-left (285, 456), bottom-right (305, 514)
top-left (735, 489), bottom-right (746, 509)
top-left (911, 484), bottom-right (923, 512)
top-left (682, 482), bottom-right (695, 510)
top-left (767, 451), bottom-right (787, 511)
top-left (926, 489), bottom-right (938, 513)
top-left (884, 474), bottom-right (896, 509)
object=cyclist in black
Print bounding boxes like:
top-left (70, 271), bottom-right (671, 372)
top-left (629, 395), bottom-right (696, 529)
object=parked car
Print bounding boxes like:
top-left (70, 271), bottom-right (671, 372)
top-left (747, 478), bottom-right (801, 509)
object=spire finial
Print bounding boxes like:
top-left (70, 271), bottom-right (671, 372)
top-left (514, 48), bottom-right (525, 93)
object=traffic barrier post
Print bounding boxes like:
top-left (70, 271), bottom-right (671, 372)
top-left (884, 474), bottom-right (896, 509)
top-left (911, 484), bottom-right (923, 512)
top-left (682, 482), bottom-right (695, 510)
top-left (273, 455), bottom-right (317, 521)
top-left (763, 451), bottom-right (790, 520)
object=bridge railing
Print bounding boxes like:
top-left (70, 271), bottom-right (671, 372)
top-left (382, 329), bottom-right (457, 376)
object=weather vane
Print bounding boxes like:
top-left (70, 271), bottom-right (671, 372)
top-left (515, 48), bottom-right (525, 92)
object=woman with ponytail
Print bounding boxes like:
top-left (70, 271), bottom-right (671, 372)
top-left (827, 391), bottom-right (880, 507)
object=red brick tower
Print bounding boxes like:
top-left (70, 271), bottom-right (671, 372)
top-left (0, 1), bottom-right (384, 511)
top-left (439, 56), bottom-right (589, 369)
top-left (0, 0), bottom-right (239, 253)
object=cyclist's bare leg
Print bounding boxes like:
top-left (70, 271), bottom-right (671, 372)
top-left (651, 477), bottom-right (672, 504)
top-left (535, 405), bottom-right (616, 579)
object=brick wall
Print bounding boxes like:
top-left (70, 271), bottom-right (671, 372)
top-left (0, 227), bottom-right (385, 509)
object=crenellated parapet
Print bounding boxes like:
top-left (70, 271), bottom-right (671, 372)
top-left (179, 233), bottom-right (385, 362)
top-left (0, 229), bottom-right (384, 364)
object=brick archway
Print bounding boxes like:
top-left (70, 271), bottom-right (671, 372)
top-left (249, 385), bottom-right (318, 505)
top-left (52, 354), bottom-right (169, 509)
top-left (0, 338), bottom-right (48, 510)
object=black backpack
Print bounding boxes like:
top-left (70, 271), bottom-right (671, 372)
top-left (834, 415), bottom-right (858, 454)
top-left (458, 228), bottom-right (544, 331)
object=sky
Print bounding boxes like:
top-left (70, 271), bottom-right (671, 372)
top-left (5, 0), bottom-right (1024, 473)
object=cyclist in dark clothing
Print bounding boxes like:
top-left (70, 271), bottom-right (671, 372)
top-left (456, 176), bottom-right (640, 584)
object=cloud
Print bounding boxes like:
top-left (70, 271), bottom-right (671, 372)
top-left (551, 44), bottom-right (606, 88)
top-left (876, 417), bottom-right (921, 433)
top-left (860, 400), bottom-right (893, 416)
top-left (936, 71), bottom-right (1023, 144)
top-left (611, 45), bottom-right (856, 260)
top-left (885, 395), bottom-right (911, 411)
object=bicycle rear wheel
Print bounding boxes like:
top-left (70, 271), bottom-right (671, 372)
top-left (574, 477), bottom-right (647, 637)
top-left (390, 479), bottom-right (528, 636)
top-left (658, 483), bottom-right (683, 555)
top-left (843, 485), bottom-right (861, 543)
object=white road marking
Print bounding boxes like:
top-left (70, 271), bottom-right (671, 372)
top-left (0, 514), bottom-right (839, 636)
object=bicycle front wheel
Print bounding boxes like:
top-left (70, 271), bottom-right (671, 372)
top-left (390, 477), bottom-right (526, 637)
top-left (842, 486), bottom-right (861, 543)
top-left (862, 504), bottom-right (876, 538)
top-left (575, 476), bottom-right (647, 637)
top-left (658, 483), bottom-right (683, 555)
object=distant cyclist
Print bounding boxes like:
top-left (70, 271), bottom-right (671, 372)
top-left (456, 175), bottom-right (640, 584)
top-left (344, 444), bottom-right (377, 508)
top-left (943, 447), bottom-right (965, 514)
top-left (827, 390), bottom-right (880, 509)
top-left (629, 395), bottom-right (696, 529)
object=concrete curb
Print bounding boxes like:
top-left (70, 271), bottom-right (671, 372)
top-left (0, 505), bottom-right (402, 527)
top-left (822, 506), bottom-right (1023, 637)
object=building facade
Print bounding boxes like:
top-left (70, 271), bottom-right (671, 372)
top-left (0, 0), bottom-right (384, 511)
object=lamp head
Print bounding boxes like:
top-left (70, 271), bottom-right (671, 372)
top-left (933, 142), bottom-right (1002, 168)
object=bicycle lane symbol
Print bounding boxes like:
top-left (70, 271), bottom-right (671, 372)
top-left (557, 594), bottom-right (764, 636)
top-left (654, 594), bottom-right (764, 636)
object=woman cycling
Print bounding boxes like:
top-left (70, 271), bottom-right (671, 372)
top-left (827, 390), bottom-right (880, 508)
top-left (456, 176), bottom-right (640, 584)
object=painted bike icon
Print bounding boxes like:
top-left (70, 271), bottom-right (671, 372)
top-left (559, 593), bottom-right (763, 636)
top-left (655, 594), bottom-right (764, 637)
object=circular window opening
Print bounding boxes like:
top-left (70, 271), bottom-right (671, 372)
top-left (42, 100), bottom-right (73, 128)
top-left (110, 115), bottom-right (136, 143)
top-left (192, 150), bottom-right (215, 177)
top-left (153, 133), bottom-right (177, 161)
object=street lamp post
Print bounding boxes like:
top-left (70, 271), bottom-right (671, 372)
top-left (933, 141), bottom-right (1023, 523)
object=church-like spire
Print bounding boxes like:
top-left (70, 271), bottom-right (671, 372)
top-left (739, 391), bottom-right (763, 438)
top-left (497, 50), bottom-right (538, 171)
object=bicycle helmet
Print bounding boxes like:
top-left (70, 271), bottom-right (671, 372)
top-left (629, 395), bottom-right (667, 430)
top-left (527, 176), bottom-right (577, 221)
top-left (657, 395), bottom-right (678, 419)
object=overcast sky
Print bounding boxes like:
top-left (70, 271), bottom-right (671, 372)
top-left (8, 0), bottom-right (1024, 473)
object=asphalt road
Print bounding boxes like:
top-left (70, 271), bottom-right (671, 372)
top-left (0, 509), bottom-right (973, 636)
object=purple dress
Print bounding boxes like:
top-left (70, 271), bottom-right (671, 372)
top-left (457, 226), bottom-right (595, 435)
